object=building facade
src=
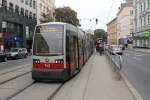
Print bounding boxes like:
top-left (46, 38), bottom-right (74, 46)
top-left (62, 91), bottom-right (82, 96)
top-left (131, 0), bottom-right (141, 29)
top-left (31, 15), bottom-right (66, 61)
top-left (0, 0), bottom-right (36, 50)
top-left (133, 0), bottom-right (150, 48)
top-left (37, 0), bottom-right (55, 24)
top-left (126, 0), bottom-right (133, 3)
top-left (117, 2), bottom-right (133, 46)
top-left (107, 18), bottom-right (117, 45)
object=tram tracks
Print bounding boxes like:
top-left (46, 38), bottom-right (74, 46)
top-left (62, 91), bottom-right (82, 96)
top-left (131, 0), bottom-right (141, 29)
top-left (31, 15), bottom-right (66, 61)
top-left (0, 64), bottom-right (32, 85)
top-left (0, 64), bottom-right (65, 100)
top-left (0, 63), bottom-right (31, 76)
top-left (0, 66), bottom-right (64, 100)
top-left (7, 80), bottom-right (35, 100)
top-left (7, 79), bottom-right (64, 100)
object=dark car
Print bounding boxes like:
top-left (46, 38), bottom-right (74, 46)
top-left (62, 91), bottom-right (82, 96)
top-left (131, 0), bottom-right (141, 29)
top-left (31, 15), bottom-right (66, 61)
top-left (0, 50), bottom-right (7, 62)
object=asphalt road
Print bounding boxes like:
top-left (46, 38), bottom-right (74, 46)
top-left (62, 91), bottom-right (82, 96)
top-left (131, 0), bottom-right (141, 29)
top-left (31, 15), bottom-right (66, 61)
top-left (0, 57), bottom-right (32, 72)
top-left (122, 50), bottom-right (150, 100)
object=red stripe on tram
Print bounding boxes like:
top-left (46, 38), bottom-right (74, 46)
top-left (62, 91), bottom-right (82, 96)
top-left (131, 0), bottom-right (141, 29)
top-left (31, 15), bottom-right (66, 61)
top-left (33, 63), bottom-right (64, 69)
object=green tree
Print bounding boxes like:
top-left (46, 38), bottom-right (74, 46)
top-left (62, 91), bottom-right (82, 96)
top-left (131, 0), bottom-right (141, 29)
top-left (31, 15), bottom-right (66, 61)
top-left (94, 29), bottom-right (107, 42)
top-left (40, 13), bottom-right (54, 23)
top-left (55, 7), bottom-right (80, 26)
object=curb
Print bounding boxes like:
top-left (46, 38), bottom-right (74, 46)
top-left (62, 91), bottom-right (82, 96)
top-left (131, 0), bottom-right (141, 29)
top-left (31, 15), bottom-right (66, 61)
top-left (120, 72), bottom-right (143, 100)
top-left (128, 49), bottom-right (150, 54)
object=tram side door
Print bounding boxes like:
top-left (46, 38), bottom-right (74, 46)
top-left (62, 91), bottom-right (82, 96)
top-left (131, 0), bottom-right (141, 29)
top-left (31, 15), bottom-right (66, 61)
top-left (73, 37), bottom-right (79, 70)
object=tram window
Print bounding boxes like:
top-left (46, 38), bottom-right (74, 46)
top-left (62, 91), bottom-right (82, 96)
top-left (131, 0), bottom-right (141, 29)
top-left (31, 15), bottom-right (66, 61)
top-left (33, 25), bottom-right (64, 56)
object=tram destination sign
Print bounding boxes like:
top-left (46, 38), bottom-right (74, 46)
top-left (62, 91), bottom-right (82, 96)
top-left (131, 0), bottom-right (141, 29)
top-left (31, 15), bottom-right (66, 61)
top-left (40, 27), bottom-right (61, 33)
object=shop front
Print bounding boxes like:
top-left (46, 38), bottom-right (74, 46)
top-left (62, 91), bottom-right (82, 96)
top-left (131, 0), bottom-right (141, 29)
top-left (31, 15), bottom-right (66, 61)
top-left (133, 31), bottom-right (150, 48)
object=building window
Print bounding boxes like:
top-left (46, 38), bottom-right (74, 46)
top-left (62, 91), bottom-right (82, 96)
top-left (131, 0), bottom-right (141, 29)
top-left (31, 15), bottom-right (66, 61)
top-left (9, 3), bottom-right (14, 12)
top-left (144, 16), bottom-right (146, 25)
top-left (33, 13), bottom-right (36, 19)
top-left (130, 10), bottom-right (133, 15)
top-left (15, 5), bottom-right (19, 13)
top-left (21, 8), bottom-right (24, 15)
top-left (2, 0), bottom-right (7, 7)
top-left (148, 15), bottom-right (150, 24)
top-left (144, 2), bottom-right (146, 11)
top-left (21, 0), bottom-right (24, 3)
top-left (29, 0), bottom-right (32, 7)
top-left (141, 4), bottom-right (143, 13)
top-left (25, 0), bottom-right (28, 5)
top-left (29, 12), bottom-right (32, 18)
top-left (149, 0), bottom-right (150, 8)
top-left (147, 0), bottom-right (149, 8)
top-left (140, 17), bottom-right (142, 27)
top-left (25, 10), bottom-right (28, 17)
top-left (33, 0), bottom-right (36, 9)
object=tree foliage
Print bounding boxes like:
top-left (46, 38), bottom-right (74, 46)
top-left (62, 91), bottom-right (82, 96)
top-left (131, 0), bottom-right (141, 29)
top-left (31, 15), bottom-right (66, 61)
top-left (55, 7), bottom-right (80, 26)
top-left (94, 29), bottom-right (107, 42)
top-left (40, 13), bottom-right (54, 23)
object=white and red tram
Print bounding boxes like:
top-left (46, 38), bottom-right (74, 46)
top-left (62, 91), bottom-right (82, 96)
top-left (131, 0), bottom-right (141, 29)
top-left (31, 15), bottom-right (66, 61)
top-left (32, 22), bottom-right (94, 81)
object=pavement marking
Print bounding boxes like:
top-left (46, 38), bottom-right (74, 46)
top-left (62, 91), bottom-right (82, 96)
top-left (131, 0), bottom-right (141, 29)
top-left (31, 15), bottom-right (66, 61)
top-left (132, 57), bottom-right (141, 61)
top-left (0, 63), bottom-right (31, 75)
top-left (120, 72), bottom-right (143, 100)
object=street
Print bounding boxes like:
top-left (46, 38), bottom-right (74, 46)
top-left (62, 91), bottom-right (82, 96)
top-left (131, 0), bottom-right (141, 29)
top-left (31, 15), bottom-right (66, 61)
top-left (1, 50), bottom-right (150, 100)
top-left (0, 53), bottom-right (134, 100)
top-left (122, 50), bottom-right (150, 100)
top-left (0, 57), bottom-right (32, 74)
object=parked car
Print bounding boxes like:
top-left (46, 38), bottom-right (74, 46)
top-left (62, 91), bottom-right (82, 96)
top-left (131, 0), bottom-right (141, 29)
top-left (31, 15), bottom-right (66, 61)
top-left (0, 50), bottom-right (7, 62)
top-left (7, 48), bottom-right (28, 59)
top-left (110, 45), bottom-right (123, 55)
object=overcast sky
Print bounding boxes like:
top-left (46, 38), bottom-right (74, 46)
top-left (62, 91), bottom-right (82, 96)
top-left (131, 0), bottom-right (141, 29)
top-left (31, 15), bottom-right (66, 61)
top-left (55, 0), bottom-right (124, 30)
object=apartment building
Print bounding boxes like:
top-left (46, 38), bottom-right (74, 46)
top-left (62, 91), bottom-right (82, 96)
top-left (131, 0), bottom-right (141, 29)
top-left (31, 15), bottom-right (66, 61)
top-left (37, 0), bottom-right (55, 24)
top-left (0, 0), bottom-right (36, 50)
top-left (133, 0), bottom-right (150, 48)
top-left (117, 2), bottom-right (133, 45)
top-left (107, 18), bottom-right (117, 45)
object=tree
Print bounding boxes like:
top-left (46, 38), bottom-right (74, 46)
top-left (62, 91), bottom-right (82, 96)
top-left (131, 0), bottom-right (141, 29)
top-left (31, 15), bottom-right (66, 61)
top-left (40, 12), bottom-right (55, 23)
top-left (55, 7), bottom-right (80, 26)
top-left (94, 29), bottom-right (107, 42)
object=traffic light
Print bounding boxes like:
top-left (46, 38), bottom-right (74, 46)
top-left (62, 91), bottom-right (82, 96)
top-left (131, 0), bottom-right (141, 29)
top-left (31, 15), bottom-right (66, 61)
top-left (95, 18), bottom-right (98, 24)
top-left (2, 28), bottom-right (7, 37)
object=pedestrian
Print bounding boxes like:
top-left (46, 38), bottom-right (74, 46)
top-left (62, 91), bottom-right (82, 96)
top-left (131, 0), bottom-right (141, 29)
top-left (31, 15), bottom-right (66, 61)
top-left (99, 43), bottom-right (103, 55)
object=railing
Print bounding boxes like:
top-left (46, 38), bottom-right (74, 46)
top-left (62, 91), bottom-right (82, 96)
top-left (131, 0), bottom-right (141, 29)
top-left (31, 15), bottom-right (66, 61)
top-left (104, 48), bottom-right (123, 80)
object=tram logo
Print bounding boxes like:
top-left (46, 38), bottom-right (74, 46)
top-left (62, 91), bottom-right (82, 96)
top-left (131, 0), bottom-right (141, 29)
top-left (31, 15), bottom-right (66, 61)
top-left (45, 58), bottom-right (49, 62)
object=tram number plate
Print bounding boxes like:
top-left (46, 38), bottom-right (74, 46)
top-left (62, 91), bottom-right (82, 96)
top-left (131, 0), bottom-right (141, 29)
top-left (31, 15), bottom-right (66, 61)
top-left (44, 64), bottom-right (51, 68)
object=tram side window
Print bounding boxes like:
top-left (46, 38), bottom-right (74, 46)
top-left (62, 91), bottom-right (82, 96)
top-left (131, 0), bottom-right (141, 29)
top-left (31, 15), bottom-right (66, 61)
top-left (66, 30), bottom-right (76, 62)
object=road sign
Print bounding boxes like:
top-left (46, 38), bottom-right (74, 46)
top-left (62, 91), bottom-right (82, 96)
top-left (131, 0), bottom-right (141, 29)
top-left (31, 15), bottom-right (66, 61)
top-left (2, 21), bottom-right (7, 28)
top-left (26, 26), bottom-right (29, 38)
top-left (144, 31), bottom-right (150, 37)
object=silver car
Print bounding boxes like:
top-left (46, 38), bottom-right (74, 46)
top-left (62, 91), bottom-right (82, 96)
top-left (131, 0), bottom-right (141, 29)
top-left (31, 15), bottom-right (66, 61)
top-left (7, 48), bottom-right (28, 59)
top-left (110, 45), bottom-right (123, 55)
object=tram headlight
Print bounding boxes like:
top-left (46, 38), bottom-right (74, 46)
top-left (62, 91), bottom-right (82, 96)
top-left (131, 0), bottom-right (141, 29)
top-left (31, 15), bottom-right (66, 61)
top-left (55, 59), bottom-right (64, 64)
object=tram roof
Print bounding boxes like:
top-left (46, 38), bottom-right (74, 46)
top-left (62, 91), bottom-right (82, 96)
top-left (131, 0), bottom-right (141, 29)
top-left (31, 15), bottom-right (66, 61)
top-left (37, 22), bottom-right (72, 26)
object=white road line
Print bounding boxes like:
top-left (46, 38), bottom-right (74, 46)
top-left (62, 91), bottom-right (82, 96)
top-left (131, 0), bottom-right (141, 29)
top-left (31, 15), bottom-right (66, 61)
top-left (131, 57), bottom-right (141, 61)
top-left (0, 63), bottom-right (31, 75)
top-left (120, 72), bottom-right (143, 100)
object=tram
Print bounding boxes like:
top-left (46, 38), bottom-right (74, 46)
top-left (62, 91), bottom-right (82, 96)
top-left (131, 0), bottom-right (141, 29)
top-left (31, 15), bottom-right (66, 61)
top-left (32, 22), bottom-right (94, 81)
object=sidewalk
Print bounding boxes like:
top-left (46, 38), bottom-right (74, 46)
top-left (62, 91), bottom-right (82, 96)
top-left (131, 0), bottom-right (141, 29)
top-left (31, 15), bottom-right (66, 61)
top-left (52, 53), bottom-right (135, 100)
top-left (128, 48), bottom-right (150, 54)
top-left (83, 54), bottom-right (135, 100)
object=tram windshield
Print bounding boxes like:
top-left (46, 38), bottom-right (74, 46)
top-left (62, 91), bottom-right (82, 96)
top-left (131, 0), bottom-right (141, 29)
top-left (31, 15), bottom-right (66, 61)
top-left (33, 24), bottom-right (64, 56)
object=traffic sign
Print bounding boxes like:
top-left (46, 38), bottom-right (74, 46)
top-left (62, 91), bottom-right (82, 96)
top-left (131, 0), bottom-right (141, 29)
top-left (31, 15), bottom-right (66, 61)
top-left (2, 21), bottom-right (7, 28)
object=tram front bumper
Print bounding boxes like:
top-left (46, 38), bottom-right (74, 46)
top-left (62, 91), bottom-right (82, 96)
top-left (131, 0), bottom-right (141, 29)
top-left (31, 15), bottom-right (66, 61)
top-left (32, 68), bottom-right (69, 81)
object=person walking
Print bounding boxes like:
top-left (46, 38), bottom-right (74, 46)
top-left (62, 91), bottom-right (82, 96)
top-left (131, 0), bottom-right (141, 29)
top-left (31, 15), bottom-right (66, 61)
top-left (99, 43), bottom-right (103, 55)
